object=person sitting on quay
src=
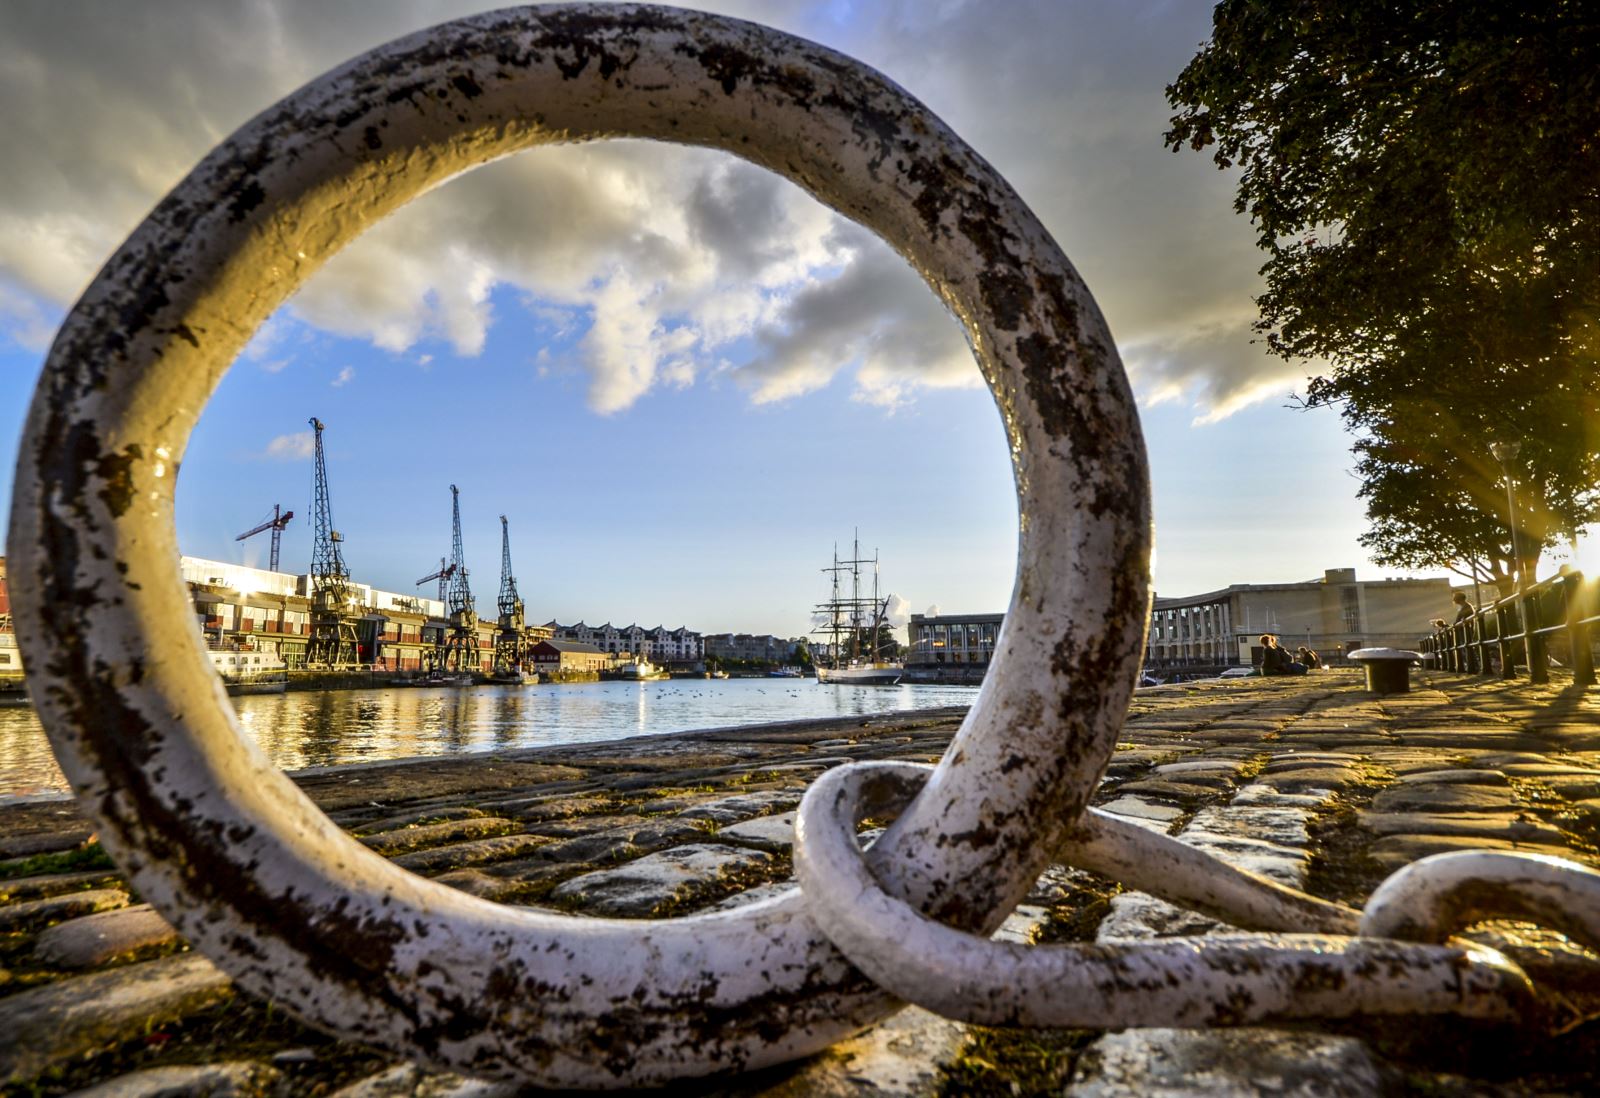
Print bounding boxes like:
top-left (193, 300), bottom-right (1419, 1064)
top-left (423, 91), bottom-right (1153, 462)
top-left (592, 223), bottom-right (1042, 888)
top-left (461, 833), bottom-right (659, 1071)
top-left (1296, 645), bottom-right (1322, 670)
top-left (1258, 634), bottom-right (1307, 676)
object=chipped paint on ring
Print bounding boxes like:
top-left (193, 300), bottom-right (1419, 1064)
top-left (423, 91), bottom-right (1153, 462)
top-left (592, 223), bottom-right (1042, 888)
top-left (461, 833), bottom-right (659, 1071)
top-left (8, 4), bottom-right (1149, 1087)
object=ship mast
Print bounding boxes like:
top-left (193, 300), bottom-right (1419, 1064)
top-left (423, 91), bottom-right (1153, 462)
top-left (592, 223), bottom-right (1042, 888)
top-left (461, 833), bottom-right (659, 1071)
top-left (850, 529), bottom-right (862, 662)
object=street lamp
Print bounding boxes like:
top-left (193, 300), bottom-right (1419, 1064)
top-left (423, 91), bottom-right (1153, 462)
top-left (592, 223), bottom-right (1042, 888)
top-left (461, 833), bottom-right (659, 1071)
top-left (1490, 439), bottom-right (1531, 675)
top-left (1488, 439), bottom-right (1524, 593)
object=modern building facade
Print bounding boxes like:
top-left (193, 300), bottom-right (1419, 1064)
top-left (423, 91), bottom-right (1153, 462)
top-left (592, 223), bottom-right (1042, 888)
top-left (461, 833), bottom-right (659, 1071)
top-left (906, 613), bottom-right (1002, 667)
top-left (905, 568), bottom-right (1456, 678)
top-left (1147, 567), bottom-right (1455, 671)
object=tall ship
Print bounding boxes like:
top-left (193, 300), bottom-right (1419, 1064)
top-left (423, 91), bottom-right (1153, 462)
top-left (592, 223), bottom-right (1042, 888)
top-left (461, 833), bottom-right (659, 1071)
top-left (812, 534), bottom-right (903, 686)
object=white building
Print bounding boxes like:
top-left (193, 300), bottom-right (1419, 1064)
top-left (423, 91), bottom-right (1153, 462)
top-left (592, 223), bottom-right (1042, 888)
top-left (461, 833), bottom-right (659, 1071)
top-left (547, 621), bottom-right (703, 663)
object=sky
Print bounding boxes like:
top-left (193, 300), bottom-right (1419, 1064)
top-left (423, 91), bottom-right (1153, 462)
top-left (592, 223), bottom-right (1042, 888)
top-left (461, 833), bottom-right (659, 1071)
top-left (0, 0), bottom-right (1469, 637)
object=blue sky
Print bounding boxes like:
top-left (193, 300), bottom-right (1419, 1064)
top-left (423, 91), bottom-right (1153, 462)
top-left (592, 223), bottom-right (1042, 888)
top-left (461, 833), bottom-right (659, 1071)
top-left (0, 1), bottom-right (1478, 637)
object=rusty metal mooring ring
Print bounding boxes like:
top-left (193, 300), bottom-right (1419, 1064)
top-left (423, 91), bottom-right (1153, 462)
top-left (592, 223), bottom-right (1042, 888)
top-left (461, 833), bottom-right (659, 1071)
top-left (9, 5), bottom-right (1151, 1087)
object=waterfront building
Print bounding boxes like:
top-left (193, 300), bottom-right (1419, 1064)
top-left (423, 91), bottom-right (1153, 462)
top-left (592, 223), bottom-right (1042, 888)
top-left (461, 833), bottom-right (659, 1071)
top-left (4, 553), bottom-right (553, 677)
top-left (702, 633), bottom-right (804, 663)
top-left (182, 555), bottom-right (448, 671)
top-left (547, 621), bottom-right (702, 664)
top-left (529, 639), bottom-right (610, 675)
top-left (906, 613), bottom-right (1001, 667)
top-left (0, 557), bottom-right (19, 682)
top-left (907, 568), bottom-right (1455, 677)
top-left (1147, 568), bottom-right (1453, 671)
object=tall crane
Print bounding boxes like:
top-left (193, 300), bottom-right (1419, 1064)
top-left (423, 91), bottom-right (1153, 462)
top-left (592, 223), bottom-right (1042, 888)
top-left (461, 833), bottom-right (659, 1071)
top-left (492, 515), bottom-right (527, 679)
top-left (436, 484), bottom-right (478, 674)
top-left (304, 417), bottom-right (361, 669)
top-left (235, 505), bottom-right (294, 572)
top-left (416, 557), bottom-right (455, 603)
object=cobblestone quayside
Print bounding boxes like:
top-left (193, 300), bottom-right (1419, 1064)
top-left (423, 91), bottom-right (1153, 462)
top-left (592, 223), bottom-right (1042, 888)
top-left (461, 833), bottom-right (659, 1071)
top-left (4, 669), bottom-right (1600, 1095)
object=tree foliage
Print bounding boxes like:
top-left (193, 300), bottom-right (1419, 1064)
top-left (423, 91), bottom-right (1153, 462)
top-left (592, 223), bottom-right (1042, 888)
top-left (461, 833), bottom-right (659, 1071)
top-left (1166, 1), bottom-right (1600, 578)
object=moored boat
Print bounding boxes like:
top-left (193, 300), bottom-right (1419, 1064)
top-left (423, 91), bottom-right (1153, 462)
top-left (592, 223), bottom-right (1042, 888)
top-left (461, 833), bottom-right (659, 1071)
top-left (815, 662), bottom-right (902, 685)
top-left (407, 670), bottom-right (474, 687)
top-left (207, 647), bottom-right (288, 694)
top-left (812, 532), bottom-right (903, 686)
top-left (617, 657), bottom-right (670, 682)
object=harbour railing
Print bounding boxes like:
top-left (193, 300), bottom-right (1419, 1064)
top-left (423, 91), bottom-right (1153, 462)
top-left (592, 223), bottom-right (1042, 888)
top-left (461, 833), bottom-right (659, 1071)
top-left (1420, 571), bottom-right (1600, 686)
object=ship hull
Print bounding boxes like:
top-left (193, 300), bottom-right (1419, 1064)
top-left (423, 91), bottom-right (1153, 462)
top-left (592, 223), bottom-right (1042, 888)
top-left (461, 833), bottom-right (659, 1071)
top-left (223, 678), bottom-right (288, 695)
top-left (815, 663), bottom-right (902, 686)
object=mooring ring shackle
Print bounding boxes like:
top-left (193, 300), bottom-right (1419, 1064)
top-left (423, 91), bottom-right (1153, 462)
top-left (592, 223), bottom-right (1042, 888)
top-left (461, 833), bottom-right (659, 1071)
top-left (9, 5), bottom-right (1151, 1088)
top-left (1361, 850), bottom-right (1600, 950)
top-left (794, 761), bottom-right (1540, 1027)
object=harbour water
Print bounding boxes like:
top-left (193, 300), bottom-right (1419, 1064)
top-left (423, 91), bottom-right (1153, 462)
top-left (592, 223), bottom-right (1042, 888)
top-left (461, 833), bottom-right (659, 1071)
top-left (0, 679), bottom-right (978, 800)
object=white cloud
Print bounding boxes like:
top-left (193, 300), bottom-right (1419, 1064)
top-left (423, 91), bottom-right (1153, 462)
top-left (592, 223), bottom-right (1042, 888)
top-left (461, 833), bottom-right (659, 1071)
top-left (262, 431), bottom-right (314, 461)
top-left (0, 0), bottom-right (1301, 423)
top-left (0, 280), bottom-right (57, 352)
top-left (331, 365), bottom-right (355, 388)
top-left (883, 593), bottom-right (912, 628)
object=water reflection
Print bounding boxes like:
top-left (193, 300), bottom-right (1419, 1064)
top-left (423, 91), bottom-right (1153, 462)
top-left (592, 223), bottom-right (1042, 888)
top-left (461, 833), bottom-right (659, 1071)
top-left (0, 679), bottom-right (977, 799)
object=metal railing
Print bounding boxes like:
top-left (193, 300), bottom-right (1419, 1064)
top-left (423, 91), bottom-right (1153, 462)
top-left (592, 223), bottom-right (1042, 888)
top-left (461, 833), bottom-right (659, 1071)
top-left (1421, 571), bottom-right (1599, 686)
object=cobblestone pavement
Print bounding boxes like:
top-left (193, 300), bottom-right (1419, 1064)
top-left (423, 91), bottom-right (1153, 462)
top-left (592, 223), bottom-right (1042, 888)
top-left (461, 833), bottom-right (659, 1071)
top-left (4, 670), bottom-right (1600, 1096)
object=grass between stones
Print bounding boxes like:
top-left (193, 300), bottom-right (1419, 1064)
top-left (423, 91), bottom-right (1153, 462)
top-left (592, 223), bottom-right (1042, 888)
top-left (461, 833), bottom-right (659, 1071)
top-left (4, 991), bottom-right (391, 1098)
top-left (1302, 762), bottom-right (1394, 906)
top-left (0, 843), bottom-right (115, 881)
top-left (932, 870), bottom-right (1120, 1096)
top-left (936, 1027), bottom-right (1096, 1096)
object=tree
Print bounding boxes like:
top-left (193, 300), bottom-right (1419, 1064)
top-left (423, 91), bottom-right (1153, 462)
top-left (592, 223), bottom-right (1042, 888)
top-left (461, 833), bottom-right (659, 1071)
top-left (1166, 2), bottom-right (1600, 575)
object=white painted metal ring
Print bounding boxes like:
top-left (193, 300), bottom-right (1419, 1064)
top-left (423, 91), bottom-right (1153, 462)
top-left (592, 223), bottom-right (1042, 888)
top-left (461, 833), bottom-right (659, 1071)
top-left (794, 761), bottom-right (1538, 1027)
top-left (1361, 850), bottom-right (1600, 950)
top-left (9, 4), bottom-right (1150, 1087)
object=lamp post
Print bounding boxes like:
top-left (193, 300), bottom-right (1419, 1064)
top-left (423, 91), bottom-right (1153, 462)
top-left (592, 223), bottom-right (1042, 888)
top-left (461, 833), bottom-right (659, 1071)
top-left (1488, 439), bottom-right (1523, 594)
top-left (1489, 439), bottom-right (1536, 679)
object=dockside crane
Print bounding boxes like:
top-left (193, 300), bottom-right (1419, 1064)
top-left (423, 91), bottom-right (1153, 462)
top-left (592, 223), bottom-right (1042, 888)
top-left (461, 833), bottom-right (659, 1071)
top-left (416, 557), bottom-right (456, 603)
top-left (435, 485), bottom-right (478, 674)
top-left (235, 505), bottom-right (294, 572)
top-left (304, 417), bottom-right (361, 669)
top-left (492, 515), bottom-right (527, 679)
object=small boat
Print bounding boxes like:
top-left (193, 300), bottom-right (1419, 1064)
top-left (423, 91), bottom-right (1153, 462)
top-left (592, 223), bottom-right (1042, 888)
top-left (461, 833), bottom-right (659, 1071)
top-left (0, 681), bottom-right (29, 708)
top-left (617, 658), bottom-right (670, 682)
top-left (488, 669), bottom-right (538, 685)
top-left (407, 670), bottom-right (473, 687)
top-left (208, 648), bottom-right (288, 694)
top-left (710, 669), bottom-right (730, 680)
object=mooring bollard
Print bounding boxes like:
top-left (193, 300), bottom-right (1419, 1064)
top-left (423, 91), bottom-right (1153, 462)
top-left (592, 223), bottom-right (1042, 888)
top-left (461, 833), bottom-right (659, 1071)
top-left (1349, 648), bottom-right (1423, 694)
top-left (10, 5), bottom-right (1595, 1089)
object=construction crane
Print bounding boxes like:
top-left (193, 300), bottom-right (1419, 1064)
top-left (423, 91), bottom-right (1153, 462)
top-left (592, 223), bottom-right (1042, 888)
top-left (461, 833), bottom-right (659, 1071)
top-left (492, 515), bottom-right (527, 680)
top-left (234, 505), bottom-right (294, 572)
top-left (416, 557), bottom-right (455, 603)
top-left (304, 417), bottom-right (361, 669)
top-left (435, 484), bottom-right (478, 674)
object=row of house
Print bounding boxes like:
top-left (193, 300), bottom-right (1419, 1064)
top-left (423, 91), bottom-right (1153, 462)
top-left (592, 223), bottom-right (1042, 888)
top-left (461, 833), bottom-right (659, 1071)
top-left (702, 633), bottom-right (807, 663)
top-left (547, 622), bottom-right (704, 663)
top-left (908, 567), bottom-right (1461, 673)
